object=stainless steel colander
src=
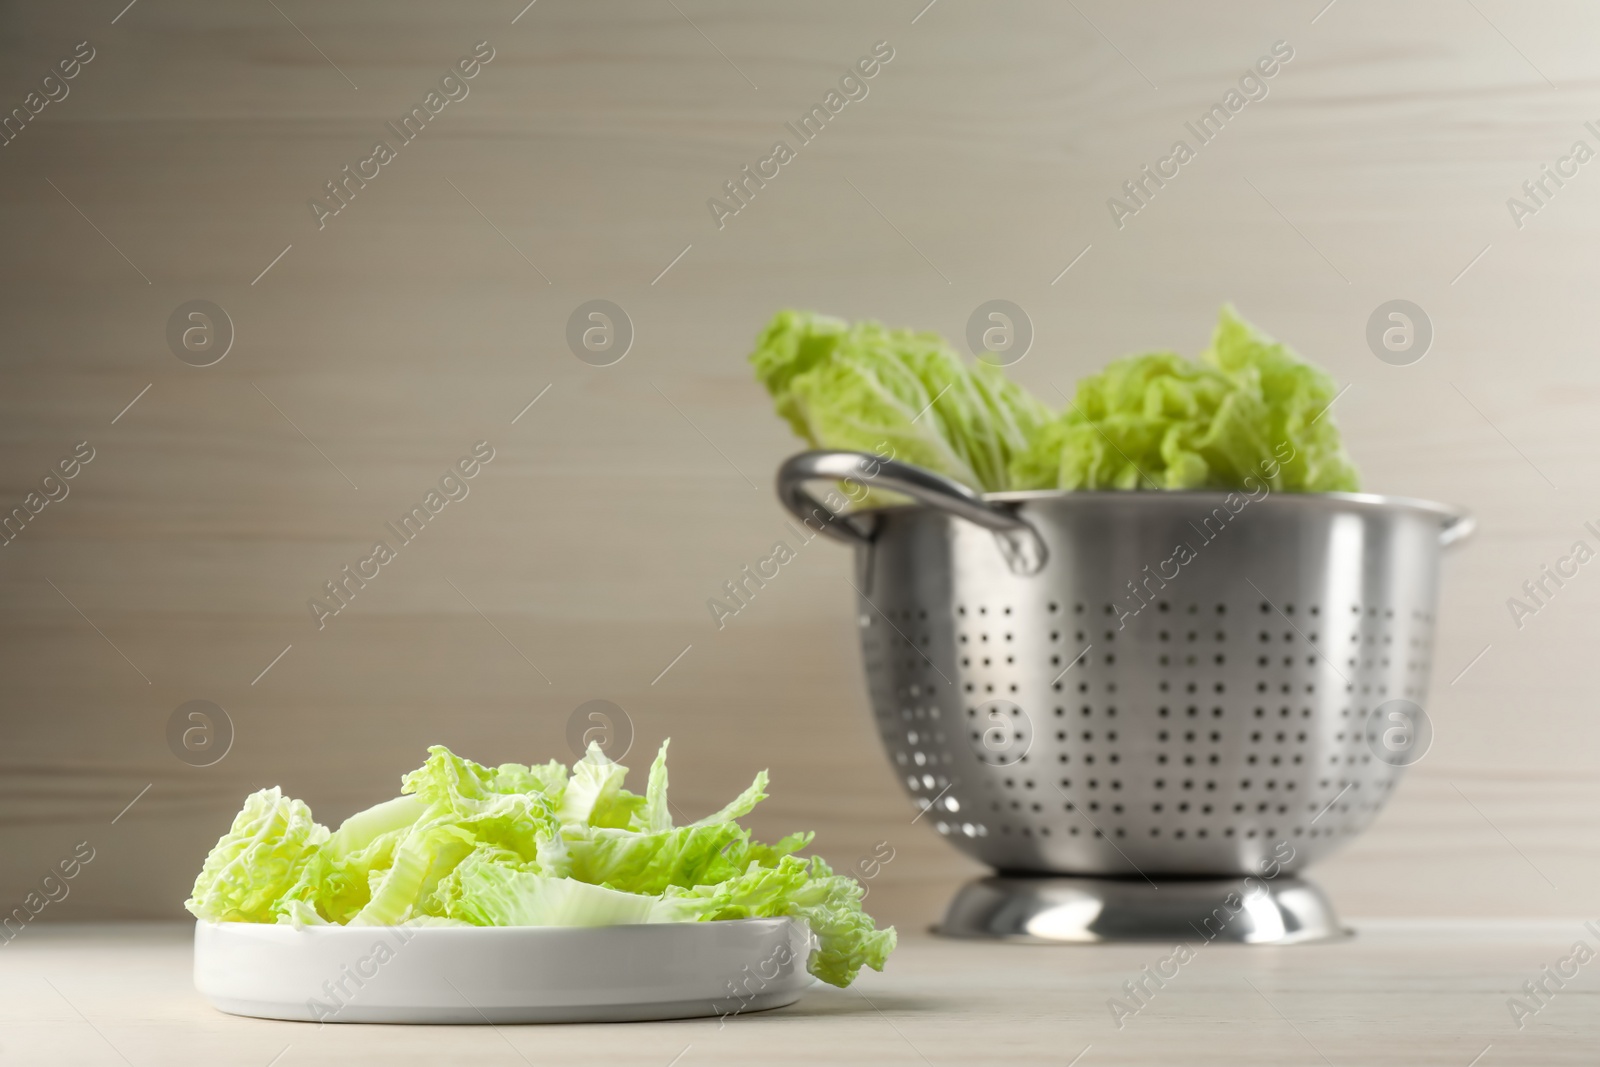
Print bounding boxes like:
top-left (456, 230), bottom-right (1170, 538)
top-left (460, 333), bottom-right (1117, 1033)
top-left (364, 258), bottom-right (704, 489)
top-left (777, 450), bottom-right (1472, 882)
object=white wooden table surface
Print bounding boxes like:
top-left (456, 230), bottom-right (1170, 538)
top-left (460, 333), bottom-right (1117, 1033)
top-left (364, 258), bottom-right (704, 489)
top-left (1, 920), bottom-right (1593, 1066)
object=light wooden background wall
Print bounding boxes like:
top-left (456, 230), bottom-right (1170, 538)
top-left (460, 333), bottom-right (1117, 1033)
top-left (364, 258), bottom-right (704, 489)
top-left (3, 0), bottom-right (1597, 926)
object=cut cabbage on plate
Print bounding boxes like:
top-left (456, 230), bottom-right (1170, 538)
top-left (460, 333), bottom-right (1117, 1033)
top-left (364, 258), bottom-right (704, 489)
top-left (185, 741), bottom-right (895, 989)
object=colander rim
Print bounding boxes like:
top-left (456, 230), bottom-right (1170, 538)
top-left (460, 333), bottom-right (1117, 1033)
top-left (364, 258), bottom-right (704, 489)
top-left (954, 488), bottom-right (1465, 523)
top-left (852, 488), bottom-right (1473, 545)
top-left (851, 489), bottom-right (1452, 524)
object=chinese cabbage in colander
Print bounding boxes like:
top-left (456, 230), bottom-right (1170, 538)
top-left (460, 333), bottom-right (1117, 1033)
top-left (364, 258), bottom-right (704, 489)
top-left (185, 742), bottom-right (895, 988)
top-left (749, 304), bottom-right (1359, 495)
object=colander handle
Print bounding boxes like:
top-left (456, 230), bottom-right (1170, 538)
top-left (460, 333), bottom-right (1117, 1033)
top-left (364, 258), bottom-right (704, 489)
top-left (775, 450), bottom-right (1048, 575)
top-left (1439, 511), bottom-right (1476, 548)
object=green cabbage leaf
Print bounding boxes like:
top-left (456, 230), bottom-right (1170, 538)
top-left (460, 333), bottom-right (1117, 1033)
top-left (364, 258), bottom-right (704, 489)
top-left (1011, 306), bottom-right (1358, 492)
top-left (184, 787), bottom-right (329, 923)
top-left (750, 309), bottom-right (1052, 492)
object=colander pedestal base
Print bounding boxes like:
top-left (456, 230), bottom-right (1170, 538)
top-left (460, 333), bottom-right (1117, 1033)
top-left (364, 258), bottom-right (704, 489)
top-left (935, 875), bottom-right (1348, 945)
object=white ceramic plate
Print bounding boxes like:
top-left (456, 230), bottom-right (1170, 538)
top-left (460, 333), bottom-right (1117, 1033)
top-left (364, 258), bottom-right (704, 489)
top-left (194, 918), bottom-right (814, 1024)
